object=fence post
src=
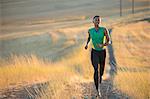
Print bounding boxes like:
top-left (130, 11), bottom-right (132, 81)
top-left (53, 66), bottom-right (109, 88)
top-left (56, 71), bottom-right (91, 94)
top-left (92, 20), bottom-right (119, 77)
top-left (132, 0), bottom-right (134, 14)
top-left (120, 0), bottom-right (122, 16)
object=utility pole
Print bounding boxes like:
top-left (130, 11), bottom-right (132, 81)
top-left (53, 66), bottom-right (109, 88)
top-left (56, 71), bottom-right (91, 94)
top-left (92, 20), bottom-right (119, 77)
top-left (120, 0), bottom-right (122, 16)
top-left (132, 0), bottom-right (134, 14)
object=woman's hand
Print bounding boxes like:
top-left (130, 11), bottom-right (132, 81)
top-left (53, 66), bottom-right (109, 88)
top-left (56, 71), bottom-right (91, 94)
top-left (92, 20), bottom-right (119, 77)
top-left (97, 44), bottom-right (104, 48)
top-left (85, 44), bottom-right (88, 50)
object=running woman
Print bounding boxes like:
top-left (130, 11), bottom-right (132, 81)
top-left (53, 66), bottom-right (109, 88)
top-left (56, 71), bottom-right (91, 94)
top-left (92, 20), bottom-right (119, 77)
top-left (85, 15), bottom-right (109, 97)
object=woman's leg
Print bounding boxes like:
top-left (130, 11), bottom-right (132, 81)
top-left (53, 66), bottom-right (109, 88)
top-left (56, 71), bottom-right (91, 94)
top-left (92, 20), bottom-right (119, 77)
top-left (91, 49), bottom-right (99, 91)
top-left (99, 49), bottom-right (106, 83)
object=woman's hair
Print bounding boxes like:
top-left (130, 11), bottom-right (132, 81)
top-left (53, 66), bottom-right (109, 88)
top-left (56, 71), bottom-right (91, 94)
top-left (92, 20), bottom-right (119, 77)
top-left (93, 15), bottom-right (101, 24)
top-left (93, 15), bottom-right (99, 20)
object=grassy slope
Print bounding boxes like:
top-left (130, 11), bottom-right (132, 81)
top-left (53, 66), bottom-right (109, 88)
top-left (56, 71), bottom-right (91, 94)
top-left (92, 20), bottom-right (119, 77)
top-left (112, 21), bottom-right (150, 99)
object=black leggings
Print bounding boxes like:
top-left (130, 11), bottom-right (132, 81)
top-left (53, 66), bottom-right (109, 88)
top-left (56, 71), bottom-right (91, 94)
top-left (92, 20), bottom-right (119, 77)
top-left (91, 49), bottom-right (106, 91)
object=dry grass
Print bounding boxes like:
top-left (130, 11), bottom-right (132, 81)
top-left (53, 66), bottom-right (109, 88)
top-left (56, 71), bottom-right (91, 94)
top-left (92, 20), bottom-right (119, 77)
top-left (112, 21), bottom-right (150, 99)
top-left (0, 18), bottom-right (93, 99)
top-left (0, 45), bottom-right (93, 98)
top-left (112, 21), bottom-right (150, 67)
top-left (1, 12), bottom-right (149, 98)
top-left (0, 55), bottom-right (71, 89)
top-left (115, 71), bottom-right (149, 99)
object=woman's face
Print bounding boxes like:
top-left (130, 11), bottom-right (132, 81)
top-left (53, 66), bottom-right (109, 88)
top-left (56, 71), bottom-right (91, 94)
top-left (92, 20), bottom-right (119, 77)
top-left (93, 17), bottom-right (99, 25)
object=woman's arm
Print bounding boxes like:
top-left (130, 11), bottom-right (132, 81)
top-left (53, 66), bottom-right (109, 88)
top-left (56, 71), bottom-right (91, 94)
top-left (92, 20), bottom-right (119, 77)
top-left (97, 28), bottom-right (110, 48)
top-left (85, 31), bottom-right (91, 50)
top-left (103, 28), bottom-right (110, 46)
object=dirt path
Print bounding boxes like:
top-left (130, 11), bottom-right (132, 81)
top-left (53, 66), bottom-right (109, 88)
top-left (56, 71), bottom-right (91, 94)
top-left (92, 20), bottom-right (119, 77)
top-left (81, 80), bottom-right (128, 99)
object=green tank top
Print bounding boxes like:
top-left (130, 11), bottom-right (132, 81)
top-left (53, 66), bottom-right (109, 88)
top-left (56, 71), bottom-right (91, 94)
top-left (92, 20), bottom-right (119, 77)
top-left (89, 27), bottom-right (105, 51)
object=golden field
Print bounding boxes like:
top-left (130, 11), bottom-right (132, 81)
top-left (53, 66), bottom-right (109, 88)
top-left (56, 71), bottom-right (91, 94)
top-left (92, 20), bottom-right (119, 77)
top-left (0, 4), bottom-right (150, 97)
top-left (112, 21), bottom-right (150, 99)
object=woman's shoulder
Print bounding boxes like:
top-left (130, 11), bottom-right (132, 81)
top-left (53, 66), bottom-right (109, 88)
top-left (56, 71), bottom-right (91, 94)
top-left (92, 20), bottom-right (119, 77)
top-left (100, 26), bottom-right (107, 30)
top-left (88, 27), bottom-right (95, 32)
